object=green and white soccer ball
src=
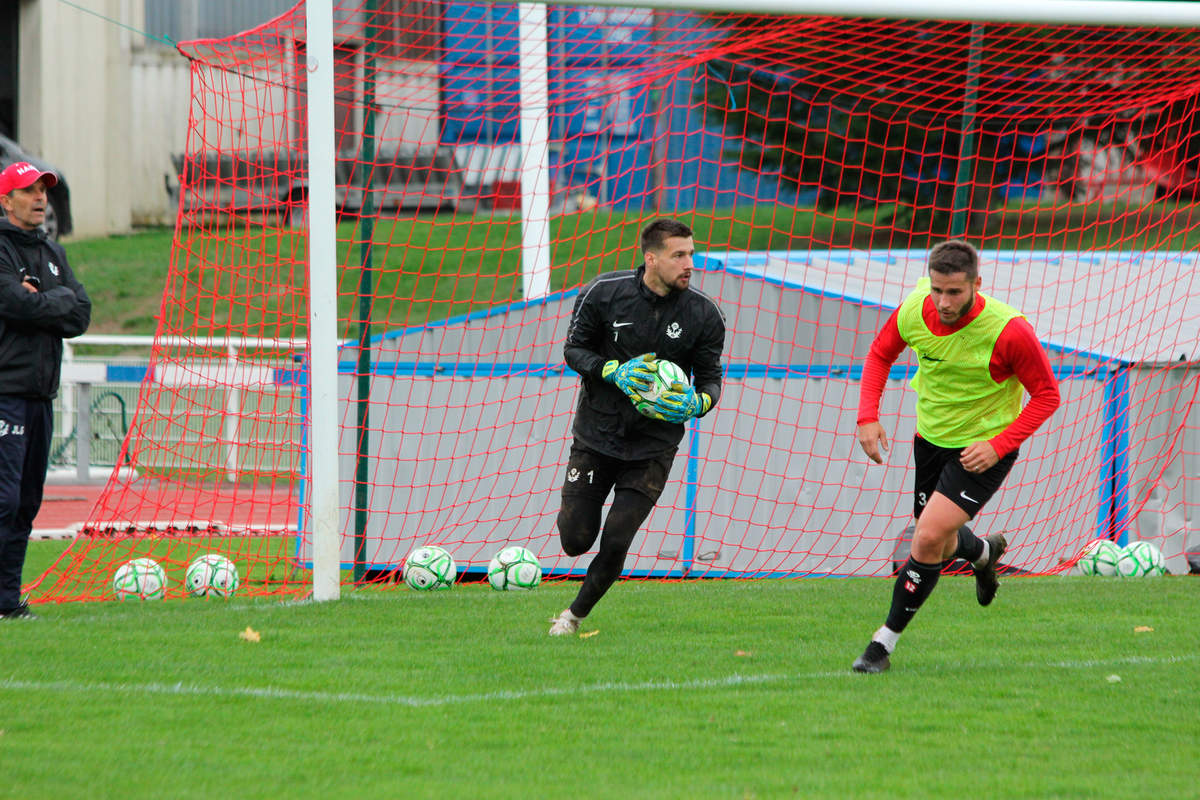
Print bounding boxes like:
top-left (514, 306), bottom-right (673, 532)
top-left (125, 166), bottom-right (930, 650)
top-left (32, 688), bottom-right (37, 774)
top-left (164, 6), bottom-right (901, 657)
top-left (112, 557), bottom-right (167, 600)
top-left (403, 545), bottom-right (457, 590)
top-left (1076, 538), bottom-right (1121, 576)
top-left (633, 359), bottom-right (689, 415)
top-left (185, 554), bottom-right (241, 598)
top-left (1116, 540), bottom-right (1166, 577)
top-left (487, 545), bottom-right (543, 591)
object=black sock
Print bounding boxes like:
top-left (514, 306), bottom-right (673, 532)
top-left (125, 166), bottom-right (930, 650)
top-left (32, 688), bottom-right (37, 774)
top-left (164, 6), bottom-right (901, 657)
top-left (954, 525), bottom-right (984, 564)
top-left (884, 557), bottom-right (945, 633)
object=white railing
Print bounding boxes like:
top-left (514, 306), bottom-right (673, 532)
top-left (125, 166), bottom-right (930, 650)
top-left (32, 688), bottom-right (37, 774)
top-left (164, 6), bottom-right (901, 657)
top-left (60, 335), bottom-right (309, 483)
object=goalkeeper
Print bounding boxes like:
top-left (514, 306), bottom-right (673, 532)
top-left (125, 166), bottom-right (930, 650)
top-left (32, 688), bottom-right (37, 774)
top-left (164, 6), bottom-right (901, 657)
top-left (851, 239), bottom-right (1060, 673)
top-left (549, 218), bottom-right (725, 636)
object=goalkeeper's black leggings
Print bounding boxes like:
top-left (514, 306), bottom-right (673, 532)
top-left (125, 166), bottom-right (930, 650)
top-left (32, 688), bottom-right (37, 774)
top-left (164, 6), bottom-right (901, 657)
top-left (558, 488), bottom-right (657, 618)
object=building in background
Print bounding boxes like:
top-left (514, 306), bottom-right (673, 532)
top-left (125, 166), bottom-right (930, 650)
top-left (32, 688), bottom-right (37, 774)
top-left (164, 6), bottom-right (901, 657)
top-left (11, 2), bottom-right (1187, 239)
top-left (5, 2), bottom-right (814, 237)
top-left (2, 0), bottom-right (293, 238)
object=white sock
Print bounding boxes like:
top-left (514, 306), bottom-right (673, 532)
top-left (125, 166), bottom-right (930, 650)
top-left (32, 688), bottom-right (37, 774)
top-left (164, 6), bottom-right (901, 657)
top-left (560, 609), bottom-right (582, 621)
top-left (872, 625), bottom-right (900, 654)
top-left (973, 539), bottom-right (991, 570)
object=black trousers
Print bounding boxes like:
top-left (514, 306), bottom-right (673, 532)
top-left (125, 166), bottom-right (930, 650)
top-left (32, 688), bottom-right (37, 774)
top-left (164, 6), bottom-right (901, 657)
top-left (0, 396), bottom-right (53, 610)
top-left (557, 443), bottom-right (673, 618)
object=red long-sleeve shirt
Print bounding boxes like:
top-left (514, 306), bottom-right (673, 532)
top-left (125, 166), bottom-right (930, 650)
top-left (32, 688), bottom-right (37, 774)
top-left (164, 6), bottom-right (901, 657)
top-left (857, 293), bottom-right (1061, 458)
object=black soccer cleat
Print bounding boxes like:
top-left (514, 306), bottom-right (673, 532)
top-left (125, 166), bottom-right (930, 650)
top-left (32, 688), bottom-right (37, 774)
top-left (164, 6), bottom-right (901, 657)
top-left (973, 533), bottom-right (1008, 607)
top-left (0, 602), bottom-right (38, 620)
top-left (852, 641), bottom-right (891, 674)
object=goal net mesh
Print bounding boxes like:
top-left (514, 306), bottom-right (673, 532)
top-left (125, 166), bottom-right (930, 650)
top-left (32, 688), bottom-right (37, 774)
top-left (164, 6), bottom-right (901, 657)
top-left (31, 2), bottom-right (1200, 600)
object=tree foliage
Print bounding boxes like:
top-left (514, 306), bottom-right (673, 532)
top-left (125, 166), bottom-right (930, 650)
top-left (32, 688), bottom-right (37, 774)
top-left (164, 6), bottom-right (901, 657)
top-left (699, 16), bottom-right (1200, 235)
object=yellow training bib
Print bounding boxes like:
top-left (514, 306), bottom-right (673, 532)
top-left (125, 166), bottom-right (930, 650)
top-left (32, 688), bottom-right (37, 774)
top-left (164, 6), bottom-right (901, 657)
top-left (896, 277), bottom-right (1024, 448)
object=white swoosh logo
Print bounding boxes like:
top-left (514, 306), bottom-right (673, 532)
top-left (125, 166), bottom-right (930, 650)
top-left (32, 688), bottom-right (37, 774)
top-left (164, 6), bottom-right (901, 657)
top-left (960, 490), bottom-right (978, 503)
top-left (612, 321), bottom-right (634, 328)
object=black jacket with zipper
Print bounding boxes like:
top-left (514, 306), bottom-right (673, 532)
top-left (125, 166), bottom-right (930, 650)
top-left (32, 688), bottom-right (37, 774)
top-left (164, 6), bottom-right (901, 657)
top-left (563, 265), bottom-right (725, 461)
top-left (0, 219), bottom-right (91, 400)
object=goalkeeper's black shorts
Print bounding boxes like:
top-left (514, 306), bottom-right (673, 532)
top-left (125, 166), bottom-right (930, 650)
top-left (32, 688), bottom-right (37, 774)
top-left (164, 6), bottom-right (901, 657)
top-left (559, 442), bottom-right (675, 504)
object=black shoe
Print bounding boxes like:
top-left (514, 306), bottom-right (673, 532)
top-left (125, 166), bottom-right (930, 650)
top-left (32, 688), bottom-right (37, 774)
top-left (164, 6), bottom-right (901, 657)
top-left (973, 533), bottom-right (1008, 607)
top-left (0, 602), bottom-right (39, 620)
top-left (852, 641), bottom-right (891, 673)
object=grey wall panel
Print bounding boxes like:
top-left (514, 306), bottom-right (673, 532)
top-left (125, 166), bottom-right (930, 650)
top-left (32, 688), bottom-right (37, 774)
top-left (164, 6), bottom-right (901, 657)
top-left (373, 296), bottom-right (576, 367)
top-left (333, 374), bottom-right (576, 568)
top-left (677, 377), bottom-right (1103, 576)
top-left (368, 269), bottom-right (892, 374)
top-left (296, 260), bottom-right (1190, 577)
top-left (698, 276), bottom-right (889, 367)
top-left (991, 379), bottom-right (1109, 573)
top-left (1127, 366), bottom-right (1200, 575)
top-left (313, 372), bottom-right (1108, 577)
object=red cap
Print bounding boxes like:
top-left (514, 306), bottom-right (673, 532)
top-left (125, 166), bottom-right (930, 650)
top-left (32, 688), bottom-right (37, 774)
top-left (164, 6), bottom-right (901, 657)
top-left (0, 161), bottom-right (58, 195)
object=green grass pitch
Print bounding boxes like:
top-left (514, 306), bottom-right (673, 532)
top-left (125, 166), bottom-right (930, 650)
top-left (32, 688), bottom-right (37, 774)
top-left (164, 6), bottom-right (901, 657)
top-left (3, 542), bottom-right (1198, 799)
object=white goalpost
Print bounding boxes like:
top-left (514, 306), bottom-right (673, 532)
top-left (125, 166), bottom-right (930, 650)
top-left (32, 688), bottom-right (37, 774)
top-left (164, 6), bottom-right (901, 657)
top-left (305, 0), bottom-right (342, 601)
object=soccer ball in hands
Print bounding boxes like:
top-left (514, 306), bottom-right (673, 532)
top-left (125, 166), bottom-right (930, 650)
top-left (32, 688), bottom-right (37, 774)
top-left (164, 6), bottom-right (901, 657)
top-left (403, 545), bottom-right (457, 590)
top-left (487, 545), bottom-right (543, 591)
top-left (633, 359), bottom-right (691, 419)
top-left (185, 554), bottom-right (241, 598)
top-left (1116, 540), bottom-right (1166, 577)
top-left (112, 557), bottom-right (167, 600)
top-left (636, 359), bottom-right (689, 404)
top-left (1075, 538), bottom-right (1121, 576)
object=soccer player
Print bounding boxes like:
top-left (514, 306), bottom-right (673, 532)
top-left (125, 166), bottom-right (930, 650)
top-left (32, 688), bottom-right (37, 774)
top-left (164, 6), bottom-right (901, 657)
top-left (852, 239), bottom-right (1060, 672)
top-left (549, 218), bottom-right (725, 636)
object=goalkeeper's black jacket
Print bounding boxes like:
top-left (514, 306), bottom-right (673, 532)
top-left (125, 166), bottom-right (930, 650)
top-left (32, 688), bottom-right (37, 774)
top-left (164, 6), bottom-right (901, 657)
top-left (563, 264), bottom-right (725, 461)
top-left (0, 219), bottom-right (91, 400)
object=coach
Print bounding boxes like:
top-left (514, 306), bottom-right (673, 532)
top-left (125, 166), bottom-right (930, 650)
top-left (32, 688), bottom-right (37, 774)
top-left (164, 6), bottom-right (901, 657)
top-left (0, 162), bottom-right (92, 619)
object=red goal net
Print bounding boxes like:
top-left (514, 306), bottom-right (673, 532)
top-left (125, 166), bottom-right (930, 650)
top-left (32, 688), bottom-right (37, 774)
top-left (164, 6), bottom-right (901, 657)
top-left (31, 2), bottom-right (1200, 601)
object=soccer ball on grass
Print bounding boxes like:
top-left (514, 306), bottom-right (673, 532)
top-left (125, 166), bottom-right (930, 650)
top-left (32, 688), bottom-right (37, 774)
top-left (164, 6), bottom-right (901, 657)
top-left (112, 557), bottom-right (167, 600)
top-left (1075, 538), bottom-right (1121, 576)
top-left (1116, 540), bottom-right (1165, 577)
top-left (487, 545), bottom-right (542, 591)
top-left (185, 554), bottom-right (241, 598)
top-left (403, 545), bottom-right (457, 590)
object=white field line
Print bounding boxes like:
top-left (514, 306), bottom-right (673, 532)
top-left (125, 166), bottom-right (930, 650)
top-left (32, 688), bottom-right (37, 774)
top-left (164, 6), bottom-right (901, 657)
top-left (1, 653), bottom-right (1194, 709)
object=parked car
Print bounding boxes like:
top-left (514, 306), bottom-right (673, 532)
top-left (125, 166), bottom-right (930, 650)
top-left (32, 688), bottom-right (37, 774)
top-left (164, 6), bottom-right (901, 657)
top-left (0, 133), bottom-right (73, 240)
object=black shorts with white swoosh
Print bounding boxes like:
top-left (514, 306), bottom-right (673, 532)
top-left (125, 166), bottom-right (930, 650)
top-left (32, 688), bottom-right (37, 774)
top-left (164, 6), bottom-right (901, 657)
top-left (911, 435), bottom-right (1018, 519)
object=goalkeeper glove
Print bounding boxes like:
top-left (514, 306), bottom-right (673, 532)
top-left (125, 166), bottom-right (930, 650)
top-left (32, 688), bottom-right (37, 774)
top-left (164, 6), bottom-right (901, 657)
top-left (641, 385), bottom-right (711, 423)
top-left (601, 353), bottom-right (658, 399)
